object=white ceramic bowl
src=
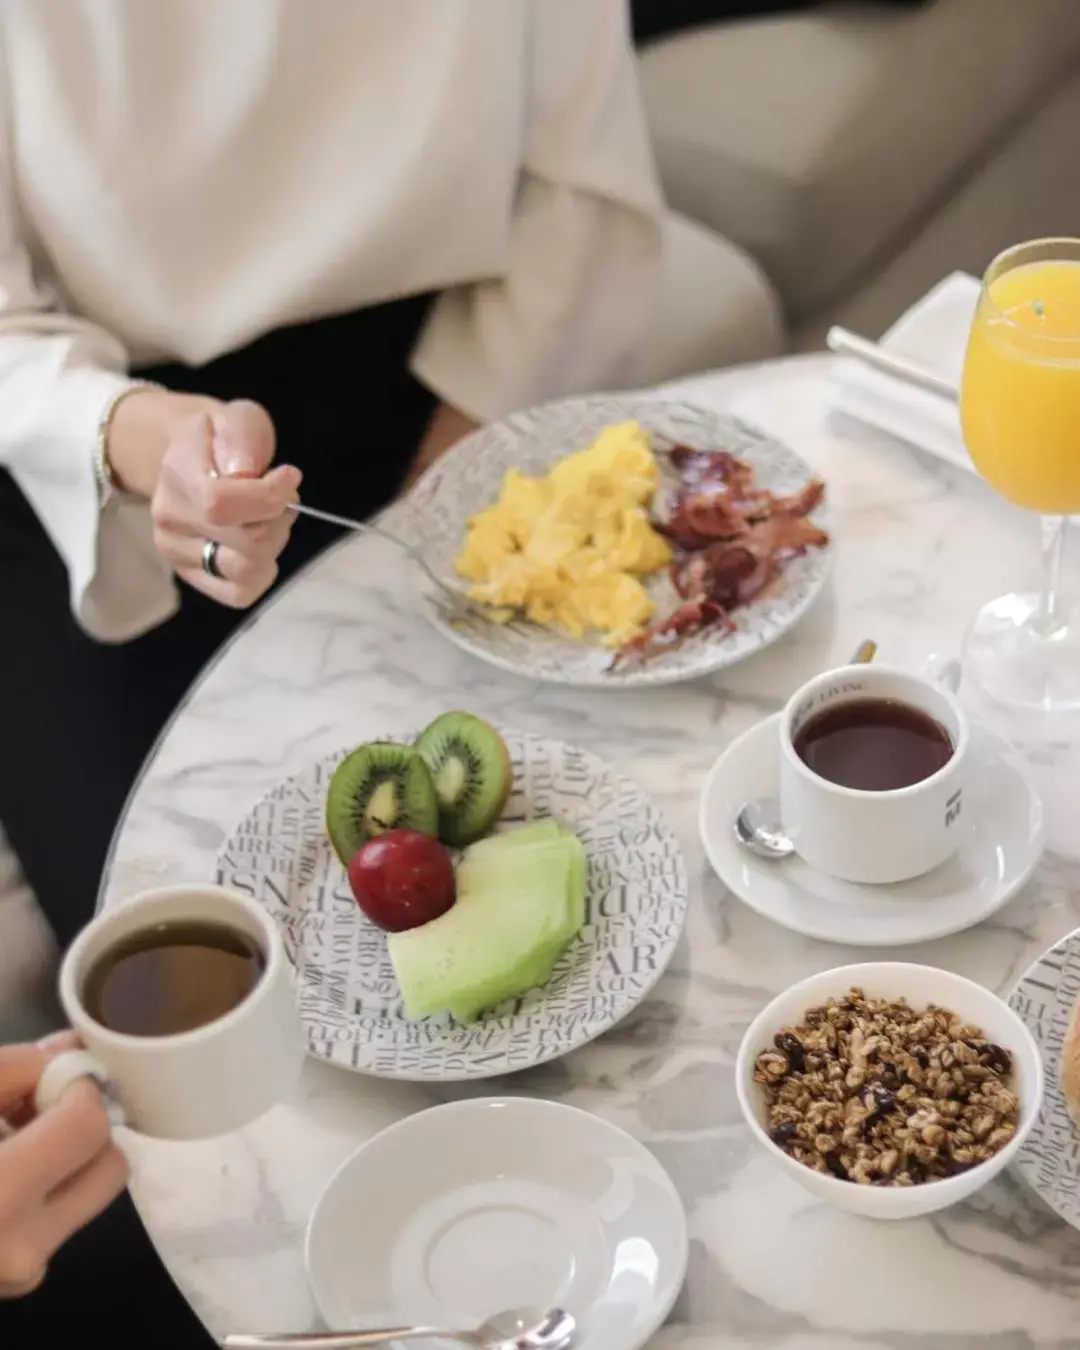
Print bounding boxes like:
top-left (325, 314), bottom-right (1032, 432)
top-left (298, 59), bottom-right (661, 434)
top-left (735, 962), bottom-right (1044, 1220)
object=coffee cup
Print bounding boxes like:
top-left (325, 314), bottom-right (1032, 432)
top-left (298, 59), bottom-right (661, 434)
top-left (779, 657), bottom-right (969, 884)
top-left (35, 885), bottom-right (305, 1140)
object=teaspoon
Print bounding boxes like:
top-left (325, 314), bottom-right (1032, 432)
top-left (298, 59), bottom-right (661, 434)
top-left (222, 1304), bottom-right (576, 1350)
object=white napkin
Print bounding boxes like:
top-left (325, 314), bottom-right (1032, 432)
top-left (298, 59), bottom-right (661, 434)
top-left (831, 272), bottom-right (979, 473)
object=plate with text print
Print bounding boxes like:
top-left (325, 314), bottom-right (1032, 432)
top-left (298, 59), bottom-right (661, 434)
top-left (215, 728), bottom-right (688, 1081)
top-left (1010, 928), bottom-right (1080, 1227)
top-left (396, 394), bottom-right (834, 688)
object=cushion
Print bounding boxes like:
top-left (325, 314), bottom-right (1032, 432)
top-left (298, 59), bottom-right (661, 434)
top-left (639, 0), bottom-right (1080, 320)
top-left (630, 211), bottom-right (784, 385)
top-left (797, 68), bottom-right (1080, 345)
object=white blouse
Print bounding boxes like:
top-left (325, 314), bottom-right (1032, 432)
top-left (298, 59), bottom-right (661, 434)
top-left (0, 0), bottom-right (663, 641)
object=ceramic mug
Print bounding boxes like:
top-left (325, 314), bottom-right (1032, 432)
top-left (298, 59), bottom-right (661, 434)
top-left (34, 885), bottom-right (305, 1140)
top-left (778, 657), bottom-right (969, 884)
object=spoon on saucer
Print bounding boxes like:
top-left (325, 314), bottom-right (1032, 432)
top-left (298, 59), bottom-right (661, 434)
top-left (733, 640), bottom-right (878, 862)
top-left (222, 1305), bottom-right (576, 1350)
top-left (733, 796), bottom-right (795, 861)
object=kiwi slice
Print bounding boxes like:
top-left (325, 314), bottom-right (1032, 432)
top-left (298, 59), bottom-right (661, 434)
top-left (414, 712), bottom-right (512, 847)
top-left (326, 742), bottom-right (439, 864)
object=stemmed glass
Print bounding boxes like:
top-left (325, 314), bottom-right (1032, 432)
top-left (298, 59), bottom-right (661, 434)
top-left (960, 237), bottom-right (1080, 710)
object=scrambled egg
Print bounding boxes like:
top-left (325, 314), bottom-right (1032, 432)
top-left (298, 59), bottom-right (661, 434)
top-left (455, 421), bottom-right (672, 646)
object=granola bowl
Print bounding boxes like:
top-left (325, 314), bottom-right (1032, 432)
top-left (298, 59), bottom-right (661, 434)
top-left (735, 963), bottom-right (1043, 1220)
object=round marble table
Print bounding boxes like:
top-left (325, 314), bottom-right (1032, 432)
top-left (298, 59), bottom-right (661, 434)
top-left (101, 354), bottom-right (1080, 1349)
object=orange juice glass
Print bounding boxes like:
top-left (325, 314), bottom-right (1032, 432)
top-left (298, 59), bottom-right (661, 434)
top-left (960, 238), bottom-right (1080, 710)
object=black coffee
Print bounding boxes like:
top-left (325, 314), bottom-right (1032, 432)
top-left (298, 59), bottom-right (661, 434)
top-left (83, 921), bottom-right (266, 1037)
top-left (794, 697), bottom-right (953, 792)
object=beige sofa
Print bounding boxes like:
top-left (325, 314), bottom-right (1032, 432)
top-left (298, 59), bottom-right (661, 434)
top-left (639, 0), bottom-right (1080, 348)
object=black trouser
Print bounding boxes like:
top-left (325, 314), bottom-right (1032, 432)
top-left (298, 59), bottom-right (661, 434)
top-left (0, 294), bottom-right (436, 1348)
top-left (630, 0), bottom-right (924, 44)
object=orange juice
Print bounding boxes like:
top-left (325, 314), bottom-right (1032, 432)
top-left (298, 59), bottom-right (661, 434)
top-left (961, 259), bottom-right (1080, 513)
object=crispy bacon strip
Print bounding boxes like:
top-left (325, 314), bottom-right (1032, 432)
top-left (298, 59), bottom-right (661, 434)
top-left (743, 513), bottom-right (829, 557)
top-left (608, 598), bottom-right (733, 669)
top-left (671, 541), bottom-right (784, 609)
top-left (608, 443), bottom-right (828, 671)
top-left (671, 543), bottom-right (754, 602)
top-left (767, 477), bottom-right (825, 519)
top-left (659, 490), bottom-right (744, 550)
top-left (667, 445), bottom-right (748, 486)
top-left (659, 449), bottom-right (781, 549)
top-left (733, 550), bottom-right (780, 606)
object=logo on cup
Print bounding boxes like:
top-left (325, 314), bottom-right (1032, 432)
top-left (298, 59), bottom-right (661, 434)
top-left (791, 679), bottom-right (868, 736)
top-left (945, 789), bottom-right (963, 828)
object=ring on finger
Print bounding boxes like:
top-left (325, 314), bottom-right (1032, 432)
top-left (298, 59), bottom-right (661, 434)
top-left (201, 538), bottom-right (224, 580)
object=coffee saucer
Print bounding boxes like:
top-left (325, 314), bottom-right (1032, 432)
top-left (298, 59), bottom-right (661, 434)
top-left (305, 1098), bottom-right (688, 1350)
top-left (699, 713), bottom-right (1043, 946)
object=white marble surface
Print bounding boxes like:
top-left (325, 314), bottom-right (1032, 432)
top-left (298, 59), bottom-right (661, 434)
top-left (101, 354), bottom-right (1080, 1348)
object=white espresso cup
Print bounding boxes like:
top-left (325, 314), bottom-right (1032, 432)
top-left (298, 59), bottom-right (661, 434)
top-left (779, 657), bottom-right (969, 884)
top-left (36, 885), bottom-right (306, 1140)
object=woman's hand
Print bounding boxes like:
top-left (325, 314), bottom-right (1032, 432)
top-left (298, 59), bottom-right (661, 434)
top-left (0, 1039), bottom-right (128, 1298)
top-left (108, 390), bottom-right (303, 609)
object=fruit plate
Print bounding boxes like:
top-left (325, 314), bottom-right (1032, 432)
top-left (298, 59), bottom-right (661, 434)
top-left (396, 394), bottom-right (833, 689)
top-left (214, 728), bottom-right (689, 1081)
top-left (1009, 927), bottom-right (1080, 1231)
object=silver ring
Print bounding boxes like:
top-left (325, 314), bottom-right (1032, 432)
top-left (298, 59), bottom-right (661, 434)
top-left (201, 538), bottom-right (223, 580)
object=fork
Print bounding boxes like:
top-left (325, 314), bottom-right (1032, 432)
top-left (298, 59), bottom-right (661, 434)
top-left (287, 502), bottom-right (497, 623)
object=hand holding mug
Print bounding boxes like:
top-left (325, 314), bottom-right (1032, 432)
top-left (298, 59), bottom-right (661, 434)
top-left (44, 886), bottom-right (306, 1142)
top-left (0, 1038), bottom-right (127, 1298)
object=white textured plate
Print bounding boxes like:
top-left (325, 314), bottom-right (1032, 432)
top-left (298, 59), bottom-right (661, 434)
top-left (398, 395), bottom-right (833, 688)
top-left (699, 713), bottom-right (1044, 946)
top-left (1010, 931), bottom-right (1080, 1230)
top-left (305, 1098), bottom-right (689, 1350)
top-left (215, 728), bottom-right (687, 1081)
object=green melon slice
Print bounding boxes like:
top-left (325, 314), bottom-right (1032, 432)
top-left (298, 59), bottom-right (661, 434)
top-left (463, 820), bottom-right (563, 861)
top-left (387, 825), bottom-right (587, 1023)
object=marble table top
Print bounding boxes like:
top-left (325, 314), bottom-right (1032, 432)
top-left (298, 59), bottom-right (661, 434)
top-left (101, 354), bottom-right (1080, 1349)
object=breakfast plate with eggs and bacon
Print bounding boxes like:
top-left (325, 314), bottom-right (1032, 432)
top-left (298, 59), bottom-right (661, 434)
top-left (398, 394), bottom-right (833, 688)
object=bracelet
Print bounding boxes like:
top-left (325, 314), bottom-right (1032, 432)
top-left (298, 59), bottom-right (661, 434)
top-left (93, 380), bottom-right (162, 507)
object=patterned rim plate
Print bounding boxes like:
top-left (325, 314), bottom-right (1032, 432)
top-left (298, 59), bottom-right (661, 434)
top-left (214, 728), bottom-right (688, 1081)
top-left (1009, 929), bottom-right (1080, 1227)
top-left (398, 395), bottom-right (834, 688)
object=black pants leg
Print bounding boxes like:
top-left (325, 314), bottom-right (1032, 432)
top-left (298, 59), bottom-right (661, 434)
top-left (0, 295), bottom-right (436, 1347)
top-left (630, 0), bottom-right (821, 43)
top-left (629, 0), bottom-right (923, 45)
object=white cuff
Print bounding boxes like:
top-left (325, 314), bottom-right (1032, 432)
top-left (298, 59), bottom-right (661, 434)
top-left (9, 366), bottom-right (179, 643)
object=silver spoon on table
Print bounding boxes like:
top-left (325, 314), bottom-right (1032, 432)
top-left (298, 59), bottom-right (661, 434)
top-left (733, 640), bottom-right (878, 862)
top-left (222, 1304), bottom-right (576, 1350)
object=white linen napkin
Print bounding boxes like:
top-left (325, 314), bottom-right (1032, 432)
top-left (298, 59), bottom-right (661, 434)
top-left (831, 272), bottom-right (979, 473)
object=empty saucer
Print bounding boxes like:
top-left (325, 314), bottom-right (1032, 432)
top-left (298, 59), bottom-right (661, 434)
top-left (305, 1098), bottom-right (688, 1350)
top-left (699, 713), bottom-right (1043, 946)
